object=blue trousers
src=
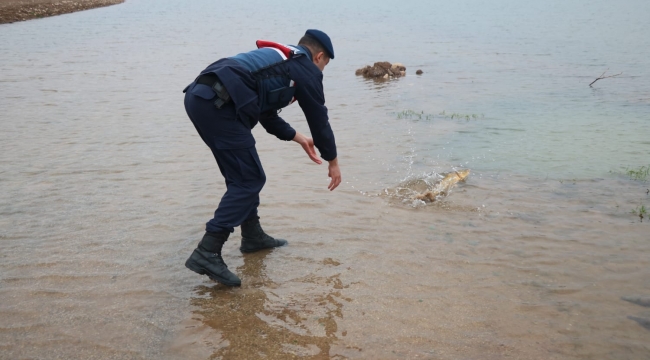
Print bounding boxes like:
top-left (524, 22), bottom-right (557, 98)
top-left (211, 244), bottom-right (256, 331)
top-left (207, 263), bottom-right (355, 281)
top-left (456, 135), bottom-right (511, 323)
top-left (184, 91), bottom-right (266, 233)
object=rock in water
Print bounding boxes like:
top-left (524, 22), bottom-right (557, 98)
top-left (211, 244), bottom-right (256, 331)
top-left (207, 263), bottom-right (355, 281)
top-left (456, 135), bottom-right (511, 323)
top-left (356, 62), bottom-right (407, 79)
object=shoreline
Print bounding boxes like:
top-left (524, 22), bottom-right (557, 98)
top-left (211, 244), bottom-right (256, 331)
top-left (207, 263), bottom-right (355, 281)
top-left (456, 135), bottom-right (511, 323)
top-left (0, 0), bottom-right (123, 24)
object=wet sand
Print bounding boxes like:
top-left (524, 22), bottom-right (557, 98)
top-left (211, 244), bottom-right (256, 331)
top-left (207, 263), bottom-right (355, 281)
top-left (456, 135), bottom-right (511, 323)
top-left (166, 171), bottom-right (650, 359)
top-left (0, 0), bottom-right (123, 24)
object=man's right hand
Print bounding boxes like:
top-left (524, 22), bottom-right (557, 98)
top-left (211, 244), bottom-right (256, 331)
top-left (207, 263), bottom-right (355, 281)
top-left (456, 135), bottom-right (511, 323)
top-left (293, 132), bottom-right (322, 164)
top-left (293, 132), bottom-right (341, 190)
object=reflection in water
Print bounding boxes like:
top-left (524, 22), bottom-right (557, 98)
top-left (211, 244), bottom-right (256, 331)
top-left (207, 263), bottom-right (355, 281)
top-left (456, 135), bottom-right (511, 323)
top-left (360, 77), bottom-right (397, 91)
top-left (191, 251), bottom-right (348, 359)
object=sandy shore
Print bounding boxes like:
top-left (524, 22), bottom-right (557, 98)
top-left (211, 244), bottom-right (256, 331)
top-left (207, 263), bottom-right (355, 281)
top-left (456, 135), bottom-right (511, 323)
top-left (0, 0), bottom-right (123, 24)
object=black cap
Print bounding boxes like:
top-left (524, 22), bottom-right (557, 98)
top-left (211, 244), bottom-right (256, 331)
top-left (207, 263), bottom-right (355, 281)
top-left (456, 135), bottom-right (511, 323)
top-left (305, 29), bottom-right (334, 59)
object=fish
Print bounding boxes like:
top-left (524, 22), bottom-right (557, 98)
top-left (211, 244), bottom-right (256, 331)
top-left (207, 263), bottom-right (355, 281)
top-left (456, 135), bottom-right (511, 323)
top-left (414, 169), bottom-right (470, 202)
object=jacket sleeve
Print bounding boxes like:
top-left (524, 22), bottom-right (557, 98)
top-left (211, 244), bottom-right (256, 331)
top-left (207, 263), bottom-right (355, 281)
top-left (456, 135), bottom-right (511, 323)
top-left (258, 110), bottom-right (297, 141)
top-left (295, 74), bottom-right (337, 161)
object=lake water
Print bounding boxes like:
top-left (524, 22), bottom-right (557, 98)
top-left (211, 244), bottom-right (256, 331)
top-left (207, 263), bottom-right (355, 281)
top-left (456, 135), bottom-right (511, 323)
top-left (1, 0), bottom-right (649, 359)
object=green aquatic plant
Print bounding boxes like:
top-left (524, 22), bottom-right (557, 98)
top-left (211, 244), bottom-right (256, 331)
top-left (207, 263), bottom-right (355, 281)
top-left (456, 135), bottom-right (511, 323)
top-left (447, 112), bottom-right (482, 121)
top-left (396, 110), bottom-right (430, 120)
top-left (609, 165), bottom-right (650, 181)
top-left (395, 110), bottom-right (484, 121)
top-left (625, 165), bottom-right (650, 181)
top-left (632, 205), bottom-right (647, 222)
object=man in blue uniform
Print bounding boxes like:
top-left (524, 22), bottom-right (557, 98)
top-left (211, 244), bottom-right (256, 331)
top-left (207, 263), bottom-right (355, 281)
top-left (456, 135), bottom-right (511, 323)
top-left (183, 30), bottom-right (341, 286)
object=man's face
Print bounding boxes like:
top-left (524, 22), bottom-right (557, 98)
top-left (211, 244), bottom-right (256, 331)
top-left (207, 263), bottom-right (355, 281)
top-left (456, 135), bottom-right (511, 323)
top-left (313, 51), bottom-right (330, 72)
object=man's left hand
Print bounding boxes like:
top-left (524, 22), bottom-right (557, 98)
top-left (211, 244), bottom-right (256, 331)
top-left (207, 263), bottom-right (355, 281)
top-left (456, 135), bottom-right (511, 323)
top-left (327, 158), bottom-right (341, 191)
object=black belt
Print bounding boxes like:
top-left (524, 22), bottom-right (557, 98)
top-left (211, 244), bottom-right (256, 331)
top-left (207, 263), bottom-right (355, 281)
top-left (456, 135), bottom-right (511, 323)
top-left (197, 74), bottom-right (231, 109)
top-left (194, 74), bottom-right (251, 129)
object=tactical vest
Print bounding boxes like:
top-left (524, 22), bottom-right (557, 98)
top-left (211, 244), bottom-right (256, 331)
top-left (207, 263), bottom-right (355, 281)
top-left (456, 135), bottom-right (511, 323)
top-left (230, 41), bottom-right (307, 113)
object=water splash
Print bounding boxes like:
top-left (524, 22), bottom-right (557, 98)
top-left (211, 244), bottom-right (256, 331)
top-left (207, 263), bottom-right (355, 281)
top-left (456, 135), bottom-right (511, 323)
top-left (381, 169), bottom-right (470, 207)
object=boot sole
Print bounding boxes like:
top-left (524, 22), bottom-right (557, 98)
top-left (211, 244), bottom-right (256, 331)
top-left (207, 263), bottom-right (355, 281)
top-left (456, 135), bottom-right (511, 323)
top-left (185, 259), bottom-right (241, 286)
top-left (240, 241), bottom-right (288, 253)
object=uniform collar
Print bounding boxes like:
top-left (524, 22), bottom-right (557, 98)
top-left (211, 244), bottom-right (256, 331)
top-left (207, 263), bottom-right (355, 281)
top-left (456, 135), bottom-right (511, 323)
top-left (296, 45), bottom-right (312, 61)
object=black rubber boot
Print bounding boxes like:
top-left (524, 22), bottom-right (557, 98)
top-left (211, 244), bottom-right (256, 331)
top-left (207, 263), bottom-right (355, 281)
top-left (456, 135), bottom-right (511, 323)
top-left (240, 217), bottom-right (288, 253)
top-left (185, 231), bottom-right (241, 286)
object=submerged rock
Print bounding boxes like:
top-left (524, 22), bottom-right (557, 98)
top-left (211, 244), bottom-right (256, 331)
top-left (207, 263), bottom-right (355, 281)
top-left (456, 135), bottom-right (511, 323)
top-left (356, 62), bottom-right (406, 79)
top-left (628, 316), bottom-right (650, 331)
top-left (622, 296), bottom-right (650, 307)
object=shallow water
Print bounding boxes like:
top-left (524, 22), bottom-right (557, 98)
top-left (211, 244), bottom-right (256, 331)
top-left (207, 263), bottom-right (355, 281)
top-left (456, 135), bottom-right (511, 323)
top-left (1, 0), bottom-right (649, 359)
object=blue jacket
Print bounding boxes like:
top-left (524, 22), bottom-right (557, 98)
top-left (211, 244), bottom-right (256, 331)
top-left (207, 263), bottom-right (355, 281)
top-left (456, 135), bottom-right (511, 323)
top-left (186, 45), bottom-right (337, 161)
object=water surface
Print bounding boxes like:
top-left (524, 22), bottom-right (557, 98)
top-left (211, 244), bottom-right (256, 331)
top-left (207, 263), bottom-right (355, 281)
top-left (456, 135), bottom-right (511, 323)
top-left (1, 0), bottom-right (649, 358)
